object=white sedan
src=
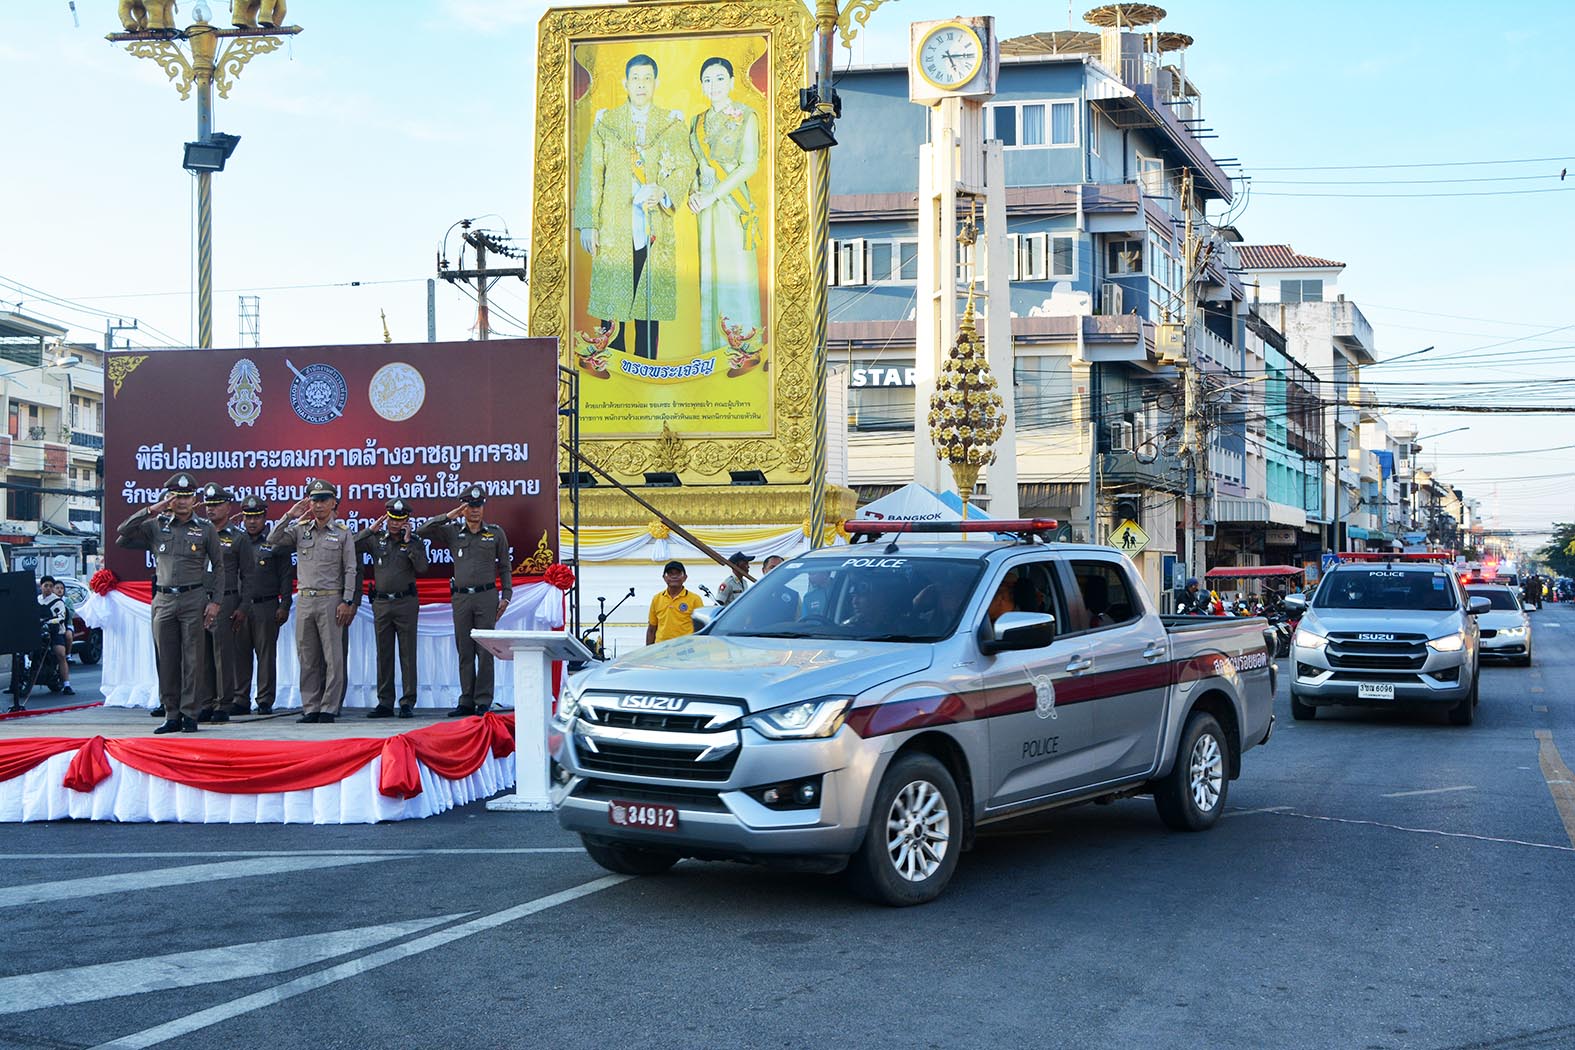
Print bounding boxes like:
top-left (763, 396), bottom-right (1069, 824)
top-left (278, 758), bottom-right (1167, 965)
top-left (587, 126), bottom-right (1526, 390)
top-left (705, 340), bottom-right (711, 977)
top-left (1467, 585), bottom-right (1532, 666)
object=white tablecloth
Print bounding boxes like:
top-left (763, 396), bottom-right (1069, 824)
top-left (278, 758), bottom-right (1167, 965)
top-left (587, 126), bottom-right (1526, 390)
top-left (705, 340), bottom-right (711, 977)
top-left (80, 585), bottom-right (564, 711)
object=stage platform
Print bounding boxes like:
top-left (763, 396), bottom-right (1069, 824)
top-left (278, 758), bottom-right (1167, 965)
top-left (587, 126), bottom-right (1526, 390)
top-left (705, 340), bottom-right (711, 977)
top-left (0, 704), bottom-right (518, 825)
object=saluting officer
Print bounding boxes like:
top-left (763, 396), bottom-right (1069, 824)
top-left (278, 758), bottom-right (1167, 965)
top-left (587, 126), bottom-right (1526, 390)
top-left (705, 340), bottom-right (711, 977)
top-left (356, 498), bottom-right (428, 718)
top-left (195, 484), bottom-right (254, 723)
top-left (116, 472), bottom-right (223, 734)
top-left (269, 479), bottom-right (358, 724)
top-left (418, 484), bottom-right (511, 717)
top-left (234, 495), bottom-right (294, 715)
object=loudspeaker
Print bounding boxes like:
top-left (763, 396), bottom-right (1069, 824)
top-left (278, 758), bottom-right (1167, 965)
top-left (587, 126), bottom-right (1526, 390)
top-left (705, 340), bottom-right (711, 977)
top-left (0, 571), bottom-right (45, 656)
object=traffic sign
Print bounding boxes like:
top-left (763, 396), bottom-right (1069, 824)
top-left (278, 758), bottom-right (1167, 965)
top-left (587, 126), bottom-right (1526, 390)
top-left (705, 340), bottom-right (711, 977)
top-left (1108, 518), bottom-right (1149, 555)
top-left (1321, 552), bottom-right (1340, 573)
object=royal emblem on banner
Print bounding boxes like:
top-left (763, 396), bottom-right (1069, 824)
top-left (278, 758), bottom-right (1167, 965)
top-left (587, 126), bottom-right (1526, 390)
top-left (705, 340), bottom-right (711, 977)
top-left (287, 359), bottom-right (348, 425)
top-left (227, 359), bottom-right (262, 427)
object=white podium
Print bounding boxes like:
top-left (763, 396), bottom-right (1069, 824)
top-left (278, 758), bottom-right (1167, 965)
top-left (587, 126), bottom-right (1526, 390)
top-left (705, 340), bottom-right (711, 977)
top-left (472, 629), bottom-right (594, 812)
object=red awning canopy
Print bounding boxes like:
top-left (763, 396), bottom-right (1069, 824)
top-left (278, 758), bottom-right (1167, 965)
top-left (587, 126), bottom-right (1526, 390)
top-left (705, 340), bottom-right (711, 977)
top-left (1205, 565), bottom-right (1305, 579)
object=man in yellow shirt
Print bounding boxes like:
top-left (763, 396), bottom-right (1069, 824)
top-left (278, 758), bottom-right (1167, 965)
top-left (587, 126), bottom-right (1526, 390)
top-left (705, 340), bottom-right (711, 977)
top-left (647, 560), bottom-right (704, 644)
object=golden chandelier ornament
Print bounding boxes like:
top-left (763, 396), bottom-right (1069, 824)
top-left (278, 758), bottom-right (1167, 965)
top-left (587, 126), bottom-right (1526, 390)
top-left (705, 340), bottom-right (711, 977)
top-left (927, 210), bottom-right (1004, 522)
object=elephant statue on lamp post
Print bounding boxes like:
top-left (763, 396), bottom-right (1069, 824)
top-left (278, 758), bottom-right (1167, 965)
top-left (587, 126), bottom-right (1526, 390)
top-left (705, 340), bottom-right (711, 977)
top-left (118, 0), bottom-right (179, 31)
top-left (232, 0), bottom-right (289, 28)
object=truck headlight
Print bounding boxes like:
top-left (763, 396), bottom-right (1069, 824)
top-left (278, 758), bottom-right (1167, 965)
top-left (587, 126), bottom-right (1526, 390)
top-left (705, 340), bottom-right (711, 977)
top-left (1427, 633), bottom-right (1465, 653)
top-left (1293, 629), bottom-right (1328, 651)
top-left (1499, 626), bottom-right (1526, 638)
top-left (552, 690), bottom-right (585, 729)
top-left (744, 696), bottom-right (853, 740)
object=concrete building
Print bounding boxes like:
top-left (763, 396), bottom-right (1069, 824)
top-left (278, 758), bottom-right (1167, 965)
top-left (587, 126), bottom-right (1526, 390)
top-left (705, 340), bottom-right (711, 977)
top-left (829, 24), bottom-right (1244, 595)
top-left (0, 311), bottom-right (105, 575)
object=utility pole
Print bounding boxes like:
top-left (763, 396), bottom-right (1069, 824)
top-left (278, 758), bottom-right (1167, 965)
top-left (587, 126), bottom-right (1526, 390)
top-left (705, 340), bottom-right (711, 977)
top-left (426, 279), bottom-right (437, 342)
top-left (1179, 166), bottom-right (1200, 579)
top-left (436, 221), bottom-right (526, 341)
top-left (103, 318), bottom-right (139, 352)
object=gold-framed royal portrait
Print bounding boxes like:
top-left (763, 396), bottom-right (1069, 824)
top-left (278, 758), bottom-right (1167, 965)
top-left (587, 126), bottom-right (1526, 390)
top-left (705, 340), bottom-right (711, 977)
top-left (531, 0), bottom-right (815, 488)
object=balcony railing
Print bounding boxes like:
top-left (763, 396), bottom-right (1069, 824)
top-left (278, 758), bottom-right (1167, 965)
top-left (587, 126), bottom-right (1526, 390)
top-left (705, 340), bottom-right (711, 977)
top-left (70, 432), bottom-right (104, 450)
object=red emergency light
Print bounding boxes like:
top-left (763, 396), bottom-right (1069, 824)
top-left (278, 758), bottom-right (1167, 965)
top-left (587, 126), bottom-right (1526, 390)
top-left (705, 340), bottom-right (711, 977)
top-left (845, 518), bottom-right (1059, 543)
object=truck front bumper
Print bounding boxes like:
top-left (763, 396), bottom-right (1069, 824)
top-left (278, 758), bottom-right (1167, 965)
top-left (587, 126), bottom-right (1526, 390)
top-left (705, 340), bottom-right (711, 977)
top-left (1289, 645), bottom-right (1471, 706)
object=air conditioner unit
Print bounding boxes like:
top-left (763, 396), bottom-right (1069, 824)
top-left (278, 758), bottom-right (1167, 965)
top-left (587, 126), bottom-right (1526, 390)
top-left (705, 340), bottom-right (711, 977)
top-left (1100, 282), bottom-right (1123, 315)
top-left (1109, 420), bottom-right (1133, 452)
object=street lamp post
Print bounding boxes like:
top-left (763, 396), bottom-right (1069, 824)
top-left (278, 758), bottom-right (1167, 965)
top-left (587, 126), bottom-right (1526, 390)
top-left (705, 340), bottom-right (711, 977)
top-left (107, 5), bottom-right (301, 350)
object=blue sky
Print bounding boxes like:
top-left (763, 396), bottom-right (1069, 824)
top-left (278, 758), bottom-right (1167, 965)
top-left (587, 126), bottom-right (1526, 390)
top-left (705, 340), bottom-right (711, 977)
top-left (1, 0), bottom-right (1571, 534)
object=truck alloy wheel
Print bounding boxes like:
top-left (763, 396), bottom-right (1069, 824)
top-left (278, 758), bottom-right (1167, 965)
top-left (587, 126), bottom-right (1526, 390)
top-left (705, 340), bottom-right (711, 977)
top-left (1154, 711), bottom-right (1229, 831)
top-left (849, 753), bottom-right (962, 906)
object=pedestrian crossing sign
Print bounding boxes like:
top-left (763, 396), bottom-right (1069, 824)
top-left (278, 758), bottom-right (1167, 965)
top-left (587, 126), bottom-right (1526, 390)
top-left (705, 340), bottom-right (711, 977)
top-left (1108, 519), bottom-right (1149, 555)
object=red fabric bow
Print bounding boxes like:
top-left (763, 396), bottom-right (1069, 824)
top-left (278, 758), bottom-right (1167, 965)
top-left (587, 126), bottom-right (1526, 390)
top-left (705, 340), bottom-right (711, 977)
top-left (89, 569), bottom-right (119, 596)
top-left (544, 563), bottom-right (576, 591)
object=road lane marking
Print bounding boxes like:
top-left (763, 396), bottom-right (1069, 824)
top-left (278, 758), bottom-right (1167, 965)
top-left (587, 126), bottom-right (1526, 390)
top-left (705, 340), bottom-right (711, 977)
top-left (1381, 785), bottom-right (1475, 798)
top-left (1226, 806), bottom-right (1292, 816)
top-left (88, 875), bottom-right (630, 1050)
top-left (0, 915), bottom-right (466, 1015)
top-left (0, 849), bottom-right (586, 862)
top-left (1535, 729), bottom-right (1575, 848)
top-left (1238, 809), bottom-right (1575, 853)
top-left (1535, 705), bottom-right (1549, 713)
top-left (1532, 686), bottom-right (1545, 693)
top-left (0, 856), bottom-right (394, 909)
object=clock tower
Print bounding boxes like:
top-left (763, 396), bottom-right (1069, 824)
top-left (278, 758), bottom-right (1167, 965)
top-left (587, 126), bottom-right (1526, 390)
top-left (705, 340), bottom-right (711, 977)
top-left (907, 17), bottom-right (1018, 515)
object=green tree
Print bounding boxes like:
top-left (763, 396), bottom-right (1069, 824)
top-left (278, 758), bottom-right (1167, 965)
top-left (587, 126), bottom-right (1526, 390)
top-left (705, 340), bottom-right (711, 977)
top-left (1537, 522), bottom-right (1575, 578)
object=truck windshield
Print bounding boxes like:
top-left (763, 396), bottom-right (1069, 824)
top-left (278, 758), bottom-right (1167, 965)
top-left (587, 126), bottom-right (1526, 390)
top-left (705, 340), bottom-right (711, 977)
top-left (1313, 569), bottom-right (1458, 611)
top-left (707, 556), bottom-right (985, 643)
top-left (1466, 587), bottom-right (1519, 611)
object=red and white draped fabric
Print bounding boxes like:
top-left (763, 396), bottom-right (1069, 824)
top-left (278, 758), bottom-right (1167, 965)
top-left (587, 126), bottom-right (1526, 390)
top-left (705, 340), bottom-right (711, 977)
top-left (80, 578), bottom-right (564, 711)
top-left (0, 713), bottom-right (518, 824)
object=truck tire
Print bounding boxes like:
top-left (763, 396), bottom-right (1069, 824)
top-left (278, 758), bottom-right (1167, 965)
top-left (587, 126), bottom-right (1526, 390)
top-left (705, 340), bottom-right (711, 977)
top-left (847, 753), bottom-right (962, 907)
top-left (79, 629), bottom-right (102, 666)
top-left (580, 836), bottom-right (680, 876)
top-left (1289, 691), bottom-right (1316, 721)
top-left (1153, 711), bottom-right (1229, 832)
top-left (1448, 673), bottom-right (1476, 726)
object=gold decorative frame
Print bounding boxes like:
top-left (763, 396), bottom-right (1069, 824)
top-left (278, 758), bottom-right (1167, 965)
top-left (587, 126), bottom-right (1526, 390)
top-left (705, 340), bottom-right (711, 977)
top-left (531, 0), bottom-right (814, 487)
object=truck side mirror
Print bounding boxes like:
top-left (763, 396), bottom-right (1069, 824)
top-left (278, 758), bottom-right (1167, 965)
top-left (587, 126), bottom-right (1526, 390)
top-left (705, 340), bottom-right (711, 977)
top-left (1281, 593), bottom-right (1308, 614)
top-left (691, 607), bottom-right (713, 631)
top-left (980, 611), bottom-right (1056, 655)
top-left (1466, 596), bottom-right (1491, 616)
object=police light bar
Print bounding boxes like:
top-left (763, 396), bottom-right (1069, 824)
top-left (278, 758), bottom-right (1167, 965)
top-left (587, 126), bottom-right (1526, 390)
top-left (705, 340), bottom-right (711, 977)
top-left (845, 518), bottom-right (1059, 539)
top-left (1336, 551), bottom-right (1452, 562)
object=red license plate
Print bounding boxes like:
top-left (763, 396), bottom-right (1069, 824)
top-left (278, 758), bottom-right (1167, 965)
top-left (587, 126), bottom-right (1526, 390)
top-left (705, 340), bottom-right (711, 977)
top-left (608, 800), bottom-right (679, 832)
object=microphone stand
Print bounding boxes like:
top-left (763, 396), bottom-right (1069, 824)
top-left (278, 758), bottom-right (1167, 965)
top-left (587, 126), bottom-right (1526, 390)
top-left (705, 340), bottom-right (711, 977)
top-left (581, 587), bottom-right (636, 663)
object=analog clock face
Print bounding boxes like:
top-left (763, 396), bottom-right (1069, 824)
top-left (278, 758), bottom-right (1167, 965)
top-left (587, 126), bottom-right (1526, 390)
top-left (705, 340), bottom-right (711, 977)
top-left (918, 23), bottom-right (983, 89)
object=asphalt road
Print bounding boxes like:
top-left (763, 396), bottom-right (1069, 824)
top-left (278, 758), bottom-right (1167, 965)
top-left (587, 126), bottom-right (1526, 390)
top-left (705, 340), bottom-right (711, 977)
top-left (2, 607), bottom-right (1573, 1050)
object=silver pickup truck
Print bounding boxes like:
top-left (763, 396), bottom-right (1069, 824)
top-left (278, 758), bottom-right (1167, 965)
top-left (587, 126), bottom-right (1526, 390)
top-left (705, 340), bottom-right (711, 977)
top-left (551, 523), bottom-right (1276, 905)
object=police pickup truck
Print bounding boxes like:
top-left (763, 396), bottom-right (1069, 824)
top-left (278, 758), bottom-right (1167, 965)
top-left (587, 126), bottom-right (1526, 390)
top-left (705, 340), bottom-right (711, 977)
top-left (1282, 552), bottom-right (1489, 725)
top-left (551, 520), bottom-right (1276, 905)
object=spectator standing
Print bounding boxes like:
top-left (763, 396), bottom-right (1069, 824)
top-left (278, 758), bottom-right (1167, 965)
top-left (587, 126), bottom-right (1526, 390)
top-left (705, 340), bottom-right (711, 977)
top-left (647, 561), bottom-right (703, 644)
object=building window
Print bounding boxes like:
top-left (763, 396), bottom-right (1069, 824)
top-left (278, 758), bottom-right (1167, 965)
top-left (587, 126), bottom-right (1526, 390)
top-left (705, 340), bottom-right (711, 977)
top-left (989, 99), bottom-right (1077, 149)
top-left (1106, 238), bottom-right (1143, 276)
top-left (865, 239), bottom-right (920, 283)
top-left (1013, 356), bottom-right (1071, 428)
top-left (1137, 155), bottom-right (1165, 196)
top-left (848, 383), bottom-right (914, 432)
top-left (1147, 228), bottom-right (1179, 321)
top-left (1009, 233), bottom-right (1076, 281)
top-left (829, 239), bottom-right (866, 286)
top-left (1280, 279), bottom-right (1324, 303)
top-left (7, 403), bottom-right (16, 439)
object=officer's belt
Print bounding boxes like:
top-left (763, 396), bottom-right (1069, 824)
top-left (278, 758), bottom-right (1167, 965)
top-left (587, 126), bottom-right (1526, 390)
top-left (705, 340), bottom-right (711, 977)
top-left (223, 589), bottom-right (239, 596)
top-left (450, 582), bottom-right (495, 595)
top-left (297, 588), bottom-right (341, 598)
top-left (250, 594), bottom-right (280, 604)
top-left (153, 583), bottom-right (203, 595)
top-left (373, 586), bottom-right (417, 601)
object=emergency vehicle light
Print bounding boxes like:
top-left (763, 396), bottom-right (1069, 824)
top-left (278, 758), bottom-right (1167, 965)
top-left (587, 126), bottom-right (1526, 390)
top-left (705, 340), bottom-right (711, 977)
top-left (1335, 551), bottom-right (1453, 562)
top-left (845, 518), bottom-right (1059, 538)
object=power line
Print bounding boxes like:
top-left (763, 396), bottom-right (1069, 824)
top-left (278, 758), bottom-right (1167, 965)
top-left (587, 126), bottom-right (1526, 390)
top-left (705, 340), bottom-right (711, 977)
top-left (1254, 186), bottom-right (1573, 200)
top-left (1249, 155), bottom-right (1575, 171)
top-left (1254, 173), bottom-right (1561, 186)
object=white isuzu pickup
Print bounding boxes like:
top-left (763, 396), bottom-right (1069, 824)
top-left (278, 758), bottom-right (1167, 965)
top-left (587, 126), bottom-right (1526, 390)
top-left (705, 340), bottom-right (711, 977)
top-left (552, 521), bottom-right (1276, 905)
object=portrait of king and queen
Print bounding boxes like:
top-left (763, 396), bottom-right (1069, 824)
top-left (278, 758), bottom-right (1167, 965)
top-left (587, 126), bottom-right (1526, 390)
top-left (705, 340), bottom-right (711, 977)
top-left (569, 34), bottom-right (772, 439)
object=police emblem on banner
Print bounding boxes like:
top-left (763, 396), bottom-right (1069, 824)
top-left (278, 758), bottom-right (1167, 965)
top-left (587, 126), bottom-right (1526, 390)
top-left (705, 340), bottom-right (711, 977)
top-left (226, 358), bottom-right (262, 427)
top-left (287, 360), bottom-right (348, 425)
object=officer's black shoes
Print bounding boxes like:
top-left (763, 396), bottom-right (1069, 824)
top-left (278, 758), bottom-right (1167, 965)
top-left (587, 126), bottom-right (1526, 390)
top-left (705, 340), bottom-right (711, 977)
top-left (397, 706), bottom-right (414, 719)
top-left (255, 704), bottom-right (273, 715)
top-left (318, 713), bottom-right (336, 724)
top-left (196, 708), bottom-right (215, 723)
top-left (447, 706), bottom-right (476, 718)
top-left (472, 707), bottom-right (491, 717)
top-left (367, 706), bottom-right (395, 719)
top-left (228, 703), bottom-right (251, 717)
top-left (61, 684), bottom-right (74, 696)
top-left (297, 712), bottom-right (321, 724)
top-left (153, 719), bottom-right (181, 734)
top-left (151, 706), bottom-right (167, 717)
top-left (210, 710), bottom-right (230, 724)
top-left (180, 717), bottom-right (199, 733)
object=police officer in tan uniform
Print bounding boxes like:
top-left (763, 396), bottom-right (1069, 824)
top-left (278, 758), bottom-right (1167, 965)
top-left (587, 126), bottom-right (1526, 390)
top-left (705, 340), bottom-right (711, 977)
top-left (269, 479), bottom-right (358, 723)
top-left (116, 472), bottom-right (223, 734)
top-left (195, 484), bottom-right (254, 723)
top-left (234, 495), bottom-right (293, 715)
top-left (418, 484), bottom-right (511, 716)
top-left (356, 497), bottom-right (428, 718)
